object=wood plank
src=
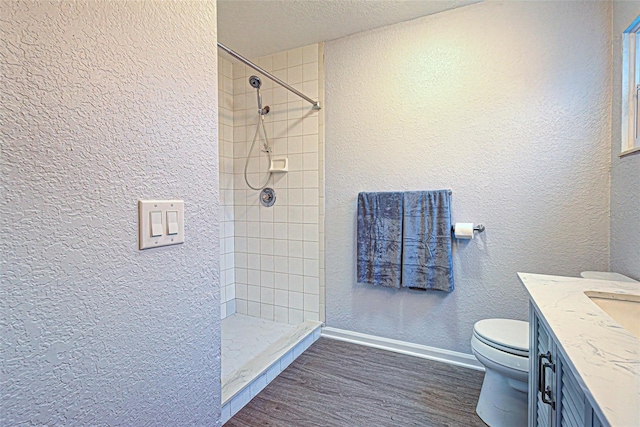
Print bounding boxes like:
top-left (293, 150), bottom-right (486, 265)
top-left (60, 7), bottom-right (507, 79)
top-left (227, 338), bottom-right (486, 426)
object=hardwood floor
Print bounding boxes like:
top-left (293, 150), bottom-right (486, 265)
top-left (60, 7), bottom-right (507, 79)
top-left (227, 338), bottom-right (487, 427)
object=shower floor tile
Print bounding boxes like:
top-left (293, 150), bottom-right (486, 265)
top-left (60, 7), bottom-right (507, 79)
top-left (222, 314), bottom-right (297, 380)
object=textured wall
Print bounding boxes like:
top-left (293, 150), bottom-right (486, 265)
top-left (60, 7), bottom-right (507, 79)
top-left (611, 1), bottom-right (640, 280)
top-left (325, 1), bottom-right (611, 353)
top-left (0, 1), bottom-right (221, 425)
top-left (230, 45), bottom-right (322, 324)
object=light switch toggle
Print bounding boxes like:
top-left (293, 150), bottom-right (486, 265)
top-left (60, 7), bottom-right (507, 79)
top-left (150, 211), bottom-right (163, 237)
top-left (167, 211), bottom-right (178, 235)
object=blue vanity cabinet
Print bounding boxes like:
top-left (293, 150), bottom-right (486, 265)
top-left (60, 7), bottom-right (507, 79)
top-left (557, 352), bottom-right (588, 427)
top-left (528, 306), bottom-right (605, 427)
top-left (529, 305), bottom-right (556, 427)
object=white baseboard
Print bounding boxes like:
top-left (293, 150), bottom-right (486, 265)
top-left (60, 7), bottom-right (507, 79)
top-left (321, 326), bottom-right (484, 372)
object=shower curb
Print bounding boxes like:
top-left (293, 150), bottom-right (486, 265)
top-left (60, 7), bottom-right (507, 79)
top-left (221, 323), bottom-right (322, 424)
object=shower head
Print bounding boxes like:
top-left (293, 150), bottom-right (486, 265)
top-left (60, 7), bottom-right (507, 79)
top-left (249, 75), bottom-right (262, 89)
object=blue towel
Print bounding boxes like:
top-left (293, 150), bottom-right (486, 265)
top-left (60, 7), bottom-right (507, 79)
top-left (357, 192), bottom-right (404, 288)
top-left (401, 190), bottom-right (454, 292)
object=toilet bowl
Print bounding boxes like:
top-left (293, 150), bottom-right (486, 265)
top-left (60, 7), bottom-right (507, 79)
top-left (471, 318), bottom-right (529, 427)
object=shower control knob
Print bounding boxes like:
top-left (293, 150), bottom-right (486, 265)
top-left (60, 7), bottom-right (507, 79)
top-left (260, 188), bottom-right (276, 207)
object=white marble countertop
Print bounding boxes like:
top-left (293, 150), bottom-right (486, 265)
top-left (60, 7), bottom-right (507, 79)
top-left (518, 273), bottom-right (640, 427)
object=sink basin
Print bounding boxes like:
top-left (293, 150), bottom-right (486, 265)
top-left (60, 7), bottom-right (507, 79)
top-left (585, 291), bottom-right (640, 339)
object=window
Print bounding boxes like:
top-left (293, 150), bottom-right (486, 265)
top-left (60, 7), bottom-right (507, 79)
top-left (621, 16), bottom-right (640, 156)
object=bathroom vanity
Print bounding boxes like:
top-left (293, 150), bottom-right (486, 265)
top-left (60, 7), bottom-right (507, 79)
top-left (519, 273), bottom-right (640, 427)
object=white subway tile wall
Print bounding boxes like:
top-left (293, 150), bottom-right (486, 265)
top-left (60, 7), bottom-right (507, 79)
top-left (232, 44), bottom-right (323, 324)
top-left (318, 43), bottom-right (326, 323)
top-left (219, 56), bottom-right (236, 320)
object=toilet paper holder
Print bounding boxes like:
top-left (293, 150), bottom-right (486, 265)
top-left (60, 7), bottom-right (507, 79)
top-left (451, 224), bottom-right (485, 234)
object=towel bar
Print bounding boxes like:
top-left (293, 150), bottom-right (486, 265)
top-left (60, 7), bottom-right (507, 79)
top-left (451, 224), bottom-right (485, 233)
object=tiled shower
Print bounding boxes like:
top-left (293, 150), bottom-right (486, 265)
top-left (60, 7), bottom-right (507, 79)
top-left (218, 43), bottom-right (325, 324)
top-left (219, 58), bottom-right (236, 319)
top-left (217, 43), bottom-right (325, 422)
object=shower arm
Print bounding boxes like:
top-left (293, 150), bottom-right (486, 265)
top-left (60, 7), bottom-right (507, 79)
top-left (217, 42), bottom-right (321, 110)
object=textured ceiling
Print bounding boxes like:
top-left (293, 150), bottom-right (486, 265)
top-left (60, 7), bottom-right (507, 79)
top-left (217, 0), bottom-right (480, 59)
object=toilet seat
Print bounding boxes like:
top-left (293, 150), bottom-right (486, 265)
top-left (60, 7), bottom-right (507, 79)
top-left (471, 335), bottom-right (529, 374)
top-left (473, 319), bottom-right (529, 357)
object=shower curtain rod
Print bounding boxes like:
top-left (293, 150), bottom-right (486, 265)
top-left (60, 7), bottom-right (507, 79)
top-left (217, 42), bottom-right (321, 110)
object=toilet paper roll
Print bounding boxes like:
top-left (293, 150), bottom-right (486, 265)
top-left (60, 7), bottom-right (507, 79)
top-left (454, 223), bottom-right (475, 240)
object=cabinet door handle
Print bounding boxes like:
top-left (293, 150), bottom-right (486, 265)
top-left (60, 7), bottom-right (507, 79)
top-left (537, 351), bottom-right (551, 394)
top-left (541, 357), bottom-right (556, 410)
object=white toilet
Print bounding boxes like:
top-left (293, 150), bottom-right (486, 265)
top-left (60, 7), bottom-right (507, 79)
top-left (471, 318), bottom-right (529, 427)
top-left (580, 271), bottom-right (638, 282)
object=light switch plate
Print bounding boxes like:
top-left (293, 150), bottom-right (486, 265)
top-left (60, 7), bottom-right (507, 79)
top-left (138, 200), bottom-right (185, 250)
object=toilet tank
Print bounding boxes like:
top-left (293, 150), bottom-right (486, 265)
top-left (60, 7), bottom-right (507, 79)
top-left (580, 271), bottom-right (638, 283)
